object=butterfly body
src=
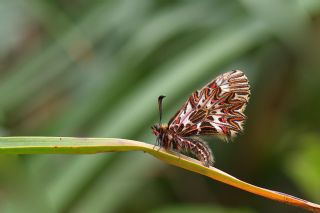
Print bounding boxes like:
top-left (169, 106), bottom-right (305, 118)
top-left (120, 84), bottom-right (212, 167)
top-left (152, 124), bottom-right (214, 166)
top-left (152, 70), bottom-right (250, 167)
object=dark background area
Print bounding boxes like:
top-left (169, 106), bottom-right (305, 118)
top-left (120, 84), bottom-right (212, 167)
top-left (0, 0), bottom-right (319, 212)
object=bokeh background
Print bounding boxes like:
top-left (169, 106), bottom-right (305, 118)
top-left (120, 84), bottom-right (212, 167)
top-left (0, 0), bottom-right (319, 212)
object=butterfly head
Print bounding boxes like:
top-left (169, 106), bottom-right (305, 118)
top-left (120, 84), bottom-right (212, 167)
top-left (151, 123), bottom-right (168, 137)
top-left (151, 123), bottom-right (160, 136)
top-left (151, 123), bottom-right (168, 146)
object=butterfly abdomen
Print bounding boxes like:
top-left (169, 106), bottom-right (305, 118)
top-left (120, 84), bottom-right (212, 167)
top-left (174, 136), bottom-right (214, 167)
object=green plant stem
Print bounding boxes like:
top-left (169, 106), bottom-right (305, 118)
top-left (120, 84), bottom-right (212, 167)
top-left (0, 137), bottom-right (319, 212)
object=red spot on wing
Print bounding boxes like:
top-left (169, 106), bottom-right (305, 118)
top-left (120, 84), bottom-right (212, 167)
top-left (221, 125), bottom-right (229, 134)
top-left (209, 82), bottom-right (217, 89)
top-left (175, 117), bottom-right (181, 124)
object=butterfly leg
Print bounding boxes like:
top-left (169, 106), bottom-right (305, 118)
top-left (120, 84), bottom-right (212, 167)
top-left (153, 137), bottom-right (161, 151)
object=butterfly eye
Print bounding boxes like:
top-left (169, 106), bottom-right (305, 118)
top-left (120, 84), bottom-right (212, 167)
top-left (151, 125), bottom-right (160, 136)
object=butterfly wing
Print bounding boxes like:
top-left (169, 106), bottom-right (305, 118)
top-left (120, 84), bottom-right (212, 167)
top-left (168, 70), bottom-right (250, 140)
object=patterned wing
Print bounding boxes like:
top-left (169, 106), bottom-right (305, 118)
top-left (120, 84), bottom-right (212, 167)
top-left (168, 70), bottom-right (250, 140)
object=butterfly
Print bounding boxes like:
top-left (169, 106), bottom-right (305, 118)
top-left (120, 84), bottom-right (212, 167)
top-left (152, 70), bottom-right (250, 167)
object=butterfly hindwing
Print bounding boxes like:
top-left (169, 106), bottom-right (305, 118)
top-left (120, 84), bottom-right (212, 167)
top-left (168, 70), bottom-right (250, 140)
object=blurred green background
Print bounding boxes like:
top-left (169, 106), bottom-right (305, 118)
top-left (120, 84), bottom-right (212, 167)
top-left (0, 0), bottom-right (320, 212)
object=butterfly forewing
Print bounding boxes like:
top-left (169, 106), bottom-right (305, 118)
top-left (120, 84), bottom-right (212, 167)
top-left (168, 70), bottom-right (250, 140)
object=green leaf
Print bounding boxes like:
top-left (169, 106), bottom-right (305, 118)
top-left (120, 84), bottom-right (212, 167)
top-left (1, 136), bottom-right (319, 212)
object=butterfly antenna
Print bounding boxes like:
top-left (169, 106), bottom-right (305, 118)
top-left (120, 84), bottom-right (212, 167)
top-left (158, 95), bottom-right (166, 123)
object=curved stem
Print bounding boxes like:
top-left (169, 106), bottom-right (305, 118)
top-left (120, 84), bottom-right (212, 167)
top-left (0, 137), bottom-right (319, 212)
